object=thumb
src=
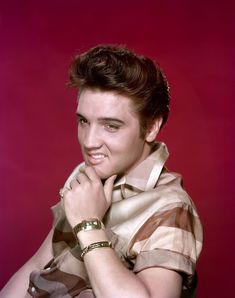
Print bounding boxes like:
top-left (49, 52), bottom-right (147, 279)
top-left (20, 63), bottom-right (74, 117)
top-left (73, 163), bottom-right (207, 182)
top-left (103, 175), bottom-right (117, 203)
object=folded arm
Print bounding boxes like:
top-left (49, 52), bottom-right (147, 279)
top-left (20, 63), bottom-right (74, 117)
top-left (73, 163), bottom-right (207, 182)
top-left (64, 167), bottom-right (183, 298)
top-left (78, 229), bottom-right (182, 298)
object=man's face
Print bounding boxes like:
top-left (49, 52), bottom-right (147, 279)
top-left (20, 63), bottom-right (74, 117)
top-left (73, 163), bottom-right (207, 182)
top-left (76, 89), bottom-right (152, 179)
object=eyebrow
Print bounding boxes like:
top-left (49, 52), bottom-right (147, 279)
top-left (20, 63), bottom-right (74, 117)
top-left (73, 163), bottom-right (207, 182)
top-left (76, 113), bottom-right (125, 125)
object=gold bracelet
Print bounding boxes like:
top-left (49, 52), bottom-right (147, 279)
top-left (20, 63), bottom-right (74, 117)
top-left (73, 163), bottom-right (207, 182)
top-left (81, 241), bottom-right (112, 260)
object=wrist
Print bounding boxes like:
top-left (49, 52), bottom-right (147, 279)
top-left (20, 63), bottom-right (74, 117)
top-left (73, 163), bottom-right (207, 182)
top-left (81, 241), bottom-right (112, 260)
top-left (72, 218), bottom-right (105, 241)
top-left (76, 229), bottom-right (109, 248)
top-left (72, 219), bottom-right (113, 261)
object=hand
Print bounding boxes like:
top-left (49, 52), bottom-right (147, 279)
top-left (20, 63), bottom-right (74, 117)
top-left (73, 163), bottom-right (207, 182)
top-left (63, 166), bottom-right (116, 228)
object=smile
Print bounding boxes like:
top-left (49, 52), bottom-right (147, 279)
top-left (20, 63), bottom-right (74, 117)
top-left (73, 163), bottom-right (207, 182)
top-left (87, 153), bottom-right (107, 165)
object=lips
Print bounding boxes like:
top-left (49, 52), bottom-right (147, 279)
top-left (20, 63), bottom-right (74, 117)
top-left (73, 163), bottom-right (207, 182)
top-left (86, 153), bottom-right (107, 165)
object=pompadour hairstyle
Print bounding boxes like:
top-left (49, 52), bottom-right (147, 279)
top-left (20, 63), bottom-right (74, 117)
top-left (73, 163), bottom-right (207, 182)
top-left (69, 45), bottom-right (170, 136)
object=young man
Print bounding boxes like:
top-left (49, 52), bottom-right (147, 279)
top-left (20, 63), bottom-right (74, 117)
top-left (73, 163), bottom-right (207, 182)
top-left (1, 45), bottom-right (203, 298)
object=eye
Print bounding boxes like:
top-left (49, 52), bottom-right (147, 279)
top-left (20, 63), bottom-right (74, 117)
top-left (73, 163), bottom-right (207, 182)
top-left (77, 116), bottom-right (88, 126)
top-left (104, 123), bottom-right (120, 132)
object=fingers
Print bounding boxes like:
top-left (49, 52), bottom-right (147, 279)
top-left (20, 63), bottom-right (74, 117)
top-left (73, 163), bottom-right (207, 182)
top-left (61, 167), bottom-right (117, 222)
top-left (70, 178), bottom-right (78, 189)
top-left (103, 175), bottom-right (117, 203)
top-left (76, 172), bottom-right (89, 184)
top-left (70, 171), bottom-right (90, 189)
top-left (63, 166), bottom-right (116, 202)
top-left (82, 166), bottom-right (100, 182)
top-left (59, 187), bottom-right (70, 205)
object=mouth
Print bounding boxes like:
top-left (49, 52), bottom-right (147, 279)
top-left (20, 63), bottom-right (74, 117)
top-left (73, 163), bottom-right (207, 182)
top-left (86, 153), bottom-right (107, 165)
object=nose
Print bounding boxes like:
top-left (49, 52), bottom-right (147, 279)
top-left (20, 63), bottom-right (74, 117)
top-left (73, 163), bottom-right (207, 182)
top-left (82, 126), bottom-right (102, 149)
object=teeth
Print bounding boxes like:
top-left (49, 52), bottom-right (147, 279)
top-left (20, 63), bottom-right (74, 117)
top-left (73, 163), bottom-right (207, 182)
top-left (91, 154), bottom-right (105, 159)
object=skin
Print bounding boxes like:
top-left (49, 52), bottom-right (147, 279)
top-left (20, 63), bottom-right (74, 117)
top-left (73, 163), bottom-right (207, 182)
top-left (64, 88), bottom-right (161, 224)
top-left (63, 89), bottom-right (182, 297)
top-left (0, 88), bottom-right (182, 298)
top-left (76, 88), bottom-right (156, 180)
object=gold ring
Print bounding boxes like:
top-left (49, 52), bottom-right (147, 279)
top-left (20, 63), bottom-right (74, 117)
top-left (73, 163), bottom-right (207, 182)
top-left (59, 188), bottom-right (68, 199)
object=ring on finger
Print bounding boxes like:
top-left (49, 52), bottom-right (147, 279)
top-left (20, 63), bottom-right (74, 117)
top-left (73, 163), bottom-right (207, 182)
top-left (59, 187), bottom-right (69, 199)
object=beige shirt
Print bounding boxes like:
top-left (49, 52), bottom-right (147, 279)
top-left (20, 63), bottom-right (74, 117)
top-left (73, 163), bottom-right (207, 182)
top-left (28, 142), bottom-right (203, 297)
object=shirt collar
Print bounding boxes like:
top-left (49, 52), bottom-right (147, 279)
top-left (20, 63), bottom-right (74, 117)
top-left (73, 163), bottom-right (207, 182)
top-left (114, 142), bottom-right (169, 192)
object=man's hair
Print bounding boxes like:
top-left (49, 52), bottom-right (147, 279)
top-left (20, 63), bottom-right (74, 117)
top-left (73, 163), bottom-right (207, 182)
top-left (69, 45), bottom-right (170, 136)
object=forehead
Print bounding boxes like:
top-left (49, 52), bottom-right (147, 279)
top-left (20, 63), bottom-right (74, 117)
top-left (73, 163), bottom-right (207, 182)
top-left (77, 88), bottom-right (138, 120)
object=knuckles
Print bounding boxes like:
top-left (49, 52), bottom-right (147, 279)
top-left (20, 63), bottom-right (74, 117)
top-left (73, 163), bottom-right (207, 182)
top-left (65, 180), bottom-right (104, 200)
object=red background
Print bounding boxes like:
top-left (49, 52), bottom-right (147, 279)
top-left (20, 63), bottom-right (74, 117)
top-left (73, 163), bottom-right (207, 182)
top-left (1, 1), bottom-right (235, 297)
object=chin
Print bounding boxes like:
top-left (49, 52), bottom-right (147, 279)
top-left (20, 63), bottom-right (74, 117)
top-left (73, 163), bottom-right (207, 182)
top-left (94, 167), bottom-right (114, 180)
top-left (96, 172), bottom-right (111, 180)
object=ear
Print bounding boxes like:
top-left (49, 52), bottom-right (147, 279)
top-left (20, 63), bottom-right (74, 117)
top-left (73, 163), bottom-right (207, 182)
top-left (145, 117), bottom-right (163, 142)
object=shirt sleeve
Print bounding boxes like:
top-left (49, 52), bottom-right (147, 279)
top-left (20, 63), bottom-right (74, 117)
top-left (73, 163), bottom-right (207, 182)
top-left (131, 201), bottom-right (203, 290)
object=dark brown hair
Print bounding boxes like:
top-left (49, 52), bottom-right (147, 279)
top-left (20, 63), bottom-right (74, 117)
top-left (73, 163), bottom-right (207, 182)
top-left (69, 45), bottom-right (170, 136)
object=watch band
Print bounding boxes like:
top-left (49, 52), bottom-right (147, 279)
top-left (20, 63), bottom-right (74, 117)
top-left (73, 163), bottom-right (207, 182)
top-left (73, 219), bottom-right (105, 241)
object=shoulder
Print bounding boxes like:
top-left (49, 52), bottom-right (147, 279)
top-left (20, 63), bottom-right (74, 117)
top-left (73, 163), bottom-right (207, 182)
top-left (152, 167), bottom-right (196, 209)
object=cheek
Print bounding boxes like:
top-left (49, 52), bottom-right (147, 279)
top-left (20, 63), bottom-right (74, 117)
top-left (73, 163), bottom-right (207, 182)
top-left (108, 133), bottom-right (142, 155)
top-left (77, 130), bottom-right (84, 144)
top-left (106, 134), bottom-right (132, 150)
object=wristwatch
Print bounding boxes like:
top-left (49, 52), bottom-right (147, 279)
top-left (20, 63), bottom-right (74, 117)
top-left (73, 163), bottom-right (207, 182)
top-left (73, 219), bottom-right (105, 241)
